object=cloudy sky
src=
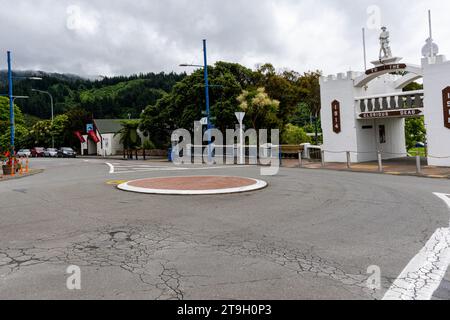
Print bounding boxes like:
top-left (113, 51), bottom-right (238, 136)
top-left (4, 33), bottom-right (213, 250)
top-left (0, 0), bottom-right (448, 77)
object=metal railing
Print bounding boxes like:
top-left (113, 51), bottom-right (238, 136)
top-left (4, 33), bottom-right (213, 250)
top-left (300, 149), bottom-right (450, 174)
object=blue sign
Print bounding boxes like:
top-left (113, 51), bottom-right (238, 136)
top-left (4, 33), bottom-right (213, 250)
top-left (86, 124), bottom-right (94, 132)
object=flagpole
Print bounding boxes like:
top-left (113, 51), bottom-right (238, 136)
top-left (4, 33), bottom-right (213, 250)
top-left (362, 28), bottom-right (367, 71)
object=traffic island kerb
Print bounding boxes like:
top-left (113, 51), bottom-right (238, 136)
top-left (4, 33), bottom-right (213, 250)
top-left (117, 176), bottom-right (268, 195)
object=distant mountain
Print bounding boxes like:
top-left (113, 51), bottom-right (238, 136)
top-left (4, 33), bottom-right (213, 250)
top-left (0, 70), bottom-right (86, 85)
top-left (0, 69), bottom-right (186, 120)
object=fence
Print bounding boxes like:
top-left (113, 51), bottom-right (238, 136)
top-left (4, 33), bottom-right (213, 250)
top-left (171, 144), bottom-right (296, 164)
top-left (298, 148), bottom-right (450, 174)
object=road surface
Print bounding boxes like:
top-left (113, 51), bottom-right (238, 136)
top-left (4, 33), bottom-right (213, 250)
top-left (0, 158), bottom-right (449, 300)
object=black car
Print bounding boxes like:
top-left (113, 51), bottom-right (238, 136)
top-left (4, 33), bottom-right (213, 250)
top-left (58, 147), bottom-right (77, 158)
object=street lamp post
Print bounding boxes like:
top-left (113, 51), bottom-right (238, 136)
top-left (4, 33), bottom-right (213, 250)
top-left (3, 51), bottom-right (42, 154)
top-left (180, 39), bottom-right (212, 162)
top-left (31, 89), bottom-right (54, 148)
top-left (7, 51), bottom-right (14, 154)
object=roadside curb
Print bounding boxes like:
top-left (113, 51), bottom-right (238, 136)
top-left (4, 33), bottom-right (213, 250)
top-left (0, 169), bottom-right (44, 182)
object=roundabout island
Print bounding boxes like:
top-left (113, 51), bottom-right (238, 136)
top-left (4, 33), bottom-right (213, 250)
top-left (117, 175), bottom-right (268, 195)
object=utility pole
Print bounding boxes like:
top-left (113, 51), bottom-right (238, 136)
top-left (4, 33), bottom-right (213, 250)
top-left (7, 51), bottom-right (14, 154)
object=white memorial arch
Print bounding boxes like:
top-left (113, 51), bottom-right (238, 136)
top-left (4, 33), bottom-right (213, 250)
top-left (320, 27), bottom-right (450, 167)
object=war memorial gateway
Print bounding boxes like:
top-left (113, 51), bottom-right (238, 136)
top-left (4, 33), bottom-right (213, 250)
top-left (320, 27), bottom-right (450, 167)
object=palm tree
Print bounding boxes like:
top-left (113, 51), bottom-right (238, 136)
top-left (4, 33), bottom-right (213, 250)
top-left (115, 120), bottom-right (142, 160)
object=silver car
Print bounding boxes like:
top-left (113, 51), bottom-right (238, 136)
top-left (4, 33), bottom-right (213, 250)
top-left (16, 149), bottom-right (31, 157)
top-left (44, 148), bottom-right (58, 157)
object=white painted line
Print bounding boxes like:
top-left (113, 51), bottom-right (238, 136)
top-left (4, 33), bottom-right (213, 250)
top-left (110, 165), bottom-right (255, 174)
top-left (383, 228), bottom-right (450, 300)
top-left (105, 162), bottom-right (115, 174)
top-left (383, 193), bottom-right (450, 300)
top-left (434, 193), bottom-right (450, 209)
top-left (117, 176), bottom-right (267, 195)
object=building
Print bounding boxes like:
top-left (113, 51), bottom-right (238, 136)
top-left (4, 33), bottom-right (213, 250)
top-left (80, 119), bottom-right (145, 156)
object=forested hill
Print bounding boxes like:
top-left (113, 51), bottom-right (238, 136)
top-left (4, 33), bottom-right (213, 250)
top-left (0, 71), bottom-right (186, 120)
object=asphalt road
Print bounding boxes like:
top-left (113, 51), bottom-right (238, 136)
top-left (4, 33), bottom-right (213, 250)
top-left (0, 158), bottom-right (449, 300)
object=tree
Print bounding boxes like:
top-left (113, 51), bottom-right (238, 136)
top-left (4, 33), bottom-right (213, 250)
top-left (28, 114), bottom-right (69, 148)
top-left (140, 61), bottom-right (256, 148)
top-left (0, 97), bottom-right (28, 151)
top-left (115, 120), bottom-right (142, 159)
top-left (255, 64), bottom-right (301, 126)
top-left (237, 87), bottom-right (281, 130)
top-left (281, 124), bottom-right (311, 145)
top-left (405, 117), bottom-right (426, 150)
top-left (0, 125), bottom-right (30, 151)
top-left (0, 97), bottom-right (25, 132)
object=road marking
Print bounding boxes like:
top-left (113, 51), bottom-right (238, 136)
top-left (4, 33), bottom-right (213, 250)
top-left (383, 193), bottom-right (450, 300)
top-left (106, 180), bottom-right (127, 185)
top-left (105, 162), bottom-right (115, 174)
top-left (434, 193), bottom-right (450, 209)
top-left (106, 162), bottom-right (253, 174)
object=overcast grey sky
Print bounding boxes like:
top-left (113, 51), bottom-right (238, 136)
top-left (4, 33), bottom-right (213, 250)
top-left (0, 0), bottom-right (448, 77)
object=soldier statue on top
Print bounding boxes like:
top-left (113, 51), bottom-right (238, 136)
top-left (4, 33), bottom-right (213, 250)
top-left (379, 26), bottom-right (392, 60)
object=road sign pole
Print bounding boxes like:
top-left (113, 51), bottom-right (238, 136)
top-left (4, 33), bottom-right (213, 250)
top-left (235, 112), bottom-right (245, 165)
top-left (203, 39), bottom-right (212, 163)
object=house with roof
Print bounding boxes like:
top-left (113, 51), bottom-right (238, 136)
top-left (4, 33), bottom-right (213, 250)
top-left (80, 119), bottom-right (144, 156)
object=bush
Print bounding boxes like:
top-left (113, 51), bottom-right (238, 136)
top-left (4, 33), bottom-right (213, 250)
top-left (282, 124), bottom-right (311, 145)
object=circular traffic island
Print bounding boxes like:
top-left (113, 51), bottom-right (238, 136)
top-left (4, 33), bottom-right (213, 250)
top-left (117, 176), bottom-right (267, 195)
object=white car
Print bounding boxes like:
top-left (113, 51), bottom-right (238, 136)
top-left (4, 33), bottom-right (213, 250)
top-left (44, 148), bottom-right (58, 157)
top-left (16, 149), bottom-right (31, 157)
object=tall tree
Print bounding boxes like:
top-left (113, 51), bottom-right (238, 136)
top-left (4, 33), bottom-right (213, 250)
top-left (237, 87), bottom-right (281, 130)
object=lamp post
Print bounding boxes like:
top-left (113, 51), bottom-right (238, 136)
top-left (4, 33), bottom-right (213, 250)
top-left (8, 52), bottom-right (14, 154)
top-left (4, 51), bottom-right (42, 154)
top-left (31, 89), bottom-right (54, 148)
top-left (180, 39), bottom-right (212, 162)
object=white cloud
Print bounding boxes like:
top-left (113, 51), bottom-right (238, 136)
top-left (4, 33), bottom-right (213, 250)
top-left (0, 0), bottom-right (448, 77)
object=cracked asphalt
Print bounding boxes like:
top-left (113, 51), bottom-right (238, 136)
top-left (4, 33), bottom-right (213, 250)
top-left (0, 158), bottom-right (449, 300)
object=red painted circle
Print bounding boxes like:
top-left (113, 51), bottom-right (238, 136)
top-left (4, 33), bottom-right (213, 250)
top-left (127, 176), bottom-right (257, 191)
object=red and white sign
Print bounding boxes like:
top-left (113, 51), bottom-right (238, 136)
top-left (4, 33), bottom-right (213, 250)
top-left (443, 87), bottom-right (450, 129)
top-left (332, 100), bottom-right (341, 134)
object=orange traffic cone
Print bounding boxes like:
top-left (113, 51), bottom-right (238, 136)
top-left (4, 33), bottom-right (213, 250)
top-left (26, 158), bottom-right (29, 173)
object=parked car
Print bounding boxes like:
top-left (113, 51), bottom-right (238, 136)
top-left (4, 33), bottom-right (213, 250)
top-left (58, 147), bottom-right (76, 158)
top-left (44, 148), bottom-right (58, 157)
top-left (31, 147), bottom-right (45, 157)
top-left (415, 142), bottom-right (426, 148)
top-left (16, 149), bottom-right (31, 158)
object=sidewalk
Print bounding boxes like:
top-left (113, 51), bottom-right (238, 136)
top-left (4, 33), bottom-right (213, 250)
top-left (282, 157), bottom-right (450, 179)
top-left (0, 169), bottom-right (44, 181)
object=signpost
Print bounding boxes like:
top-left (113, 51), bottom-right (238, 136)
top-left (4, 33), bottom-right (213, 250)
top-left (332, 100), bottom-right (341, 134)
top-left (235, 112), bottom-right (245, 164)
top-left (86, 124), bottom-right (94, 133)
top-left (443, 87), bottom-right (450, 129)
